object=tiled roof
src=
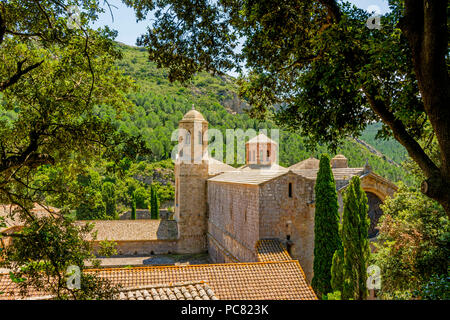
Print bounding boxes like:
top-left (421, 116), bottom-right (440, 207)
top-left (256, 239), bottom-right (292, 262)
top-left (208, 168), bottom-right (288, 185)
top-left (206, 157), bottom-right (236, 176)
top-left (0, 261), bottom-right (317, 300)
top-left (117, 281), bottom-right (218, 300)
top-left (76, 219), bottom-right (178, 241)
top-left (337, 171), bottom-right (398, 192)
top-left (246, 133), bottom-right (278, 145)
top-left (289, 157), bottom-right (320, 170)
top-left (238, 163), bottom-right (287, 172)
top-left (0, 204), bottom-right (58, 232)
top-left (291, 167), bottom-right (364, 181)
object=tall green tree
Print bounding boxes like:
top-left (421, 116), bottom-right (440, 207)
top-left (102, 182), bottom-right (117, 220)
top-left (126, 0), bottom-right (450, 216)
top-left (150, 184), bottom-right (159, 220)
top-left (131, 193), bottom-right (136, 220)
top-left (341, 176), bottom-right (370, 300)
top-left (311, 154), bottom-right (341, 297)
top-left (134, 186), bottom-right (148, 209)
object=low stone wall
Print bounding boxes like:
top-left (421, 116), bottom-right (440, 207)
top-left (92, 240), bottom-right (178, 256)
top-left (208, 221), bottom-right (257, 263)
top-left (207, 232), bottom-right (239, 263)
top-left (176, 234), bottom-right (207, 254)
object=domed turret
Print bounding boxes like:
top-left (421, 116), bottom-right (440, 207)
top-left (180, 106), bottom-right (207, 123)
top-left (331, 154), bottom-right (348, 168)
top-left (245, 133), bottom-right (278, 165)
top-left (177, 105), bottom-right (208, 163)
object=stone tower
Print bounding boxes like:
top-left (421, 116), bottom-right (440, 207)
top-left (174, 106), bottom-right (209, 253)
top-left (245, 133), bottom-right (278, 165)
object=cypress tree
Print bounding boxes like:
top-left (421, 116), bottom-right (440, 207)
top-left (341, 176), bottom-right (370, 300)
top-left (102, 182), bottom-right (117, 220)
top-left (311, 154), bottom-right (341, 297)
top-left (131, 193), bottom-right (136, 220)
top-left (331, 240), bottom-right (344, 293)
top-left (150, 185), bottom-right (160, 219)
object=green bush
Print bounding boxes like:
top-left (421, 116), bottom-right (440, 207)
top-left (373, 183), bottom-right (449, 299)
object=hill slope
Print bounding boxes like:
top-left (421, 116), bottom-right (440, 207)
top-left (112, 43), bottom-right (413, 185)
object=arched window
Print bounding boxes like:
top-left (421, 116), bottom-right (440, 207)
top-left (198, 131), bottom-right (202, 145)
top-left (185, 132), bottom-right (191, 145)
top-left (288, 183), bottom-right (293, 198)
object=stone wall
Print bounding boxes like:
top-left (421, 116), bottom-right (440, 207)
top-left (174, 161), bottom-right (209, 253)
top-left (176, 234), bottom-right (207, 254)
top-left (258, 172), bottom-right (316, 282)
top-left (207, 181), bottom-right (260, 263)
top-left (92, 240), bottom-right (178, 256)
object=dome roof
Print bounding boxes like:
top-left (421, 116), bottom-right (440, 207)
top-left (246, 133), bottom-right (277, 145)
top-left (331, 154), bottom-right (348, 168)
top-left (181, 107), bottom-right (207, 122)
top-left (289, 157), bottom-right (320, 170)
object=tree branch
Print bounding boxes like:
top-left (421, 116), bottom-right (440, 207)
top-left (0, 59), bottom-right (44, 92)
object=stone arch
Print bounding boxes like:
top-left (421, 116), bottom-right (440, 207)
top-left (362, 186), bottom-right (388, 202)
top-left (365, 191), bottom-right (383, 238)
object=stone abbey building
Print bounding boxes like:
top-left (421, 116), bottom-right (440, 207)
top-left (173, 108), bottom-right (397, 282)
top-left (0, 108), bottom-right (397, 300)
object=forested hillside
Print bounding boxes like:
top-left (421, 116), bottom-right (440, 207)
top-left (112, 43), bottom-right (413, 181)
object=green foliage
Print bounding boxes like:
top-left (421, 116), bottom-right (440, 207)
top-left (359, 123), bottom-right (408, 165)
top-left (123, 0), bottom-right (450, 213)
top-left (331, 246), bottom-right (344, 294)
top-left (311, 154), bottom-right (341, 297)
top-left (341, 176), bottom-right (370, 300)
top-left (373, 183), bottom-right (449, 299)
top-left (414, 273), bottom-right (450, 300)
top-left (150, 184), bottom-right (160, 220)
top-left (323, 291), bottom-right (342, 300)
top-left (131, 194), bottom-right (136, 220)
top-left (0, 1), bottom-right (150, 222)
top-left (123, 0), bottom-right (425, 150)
top-left (134, 186), bottom-right (148, 209)
top-left (97, 240), bottom-right (118, 258)
top-left (0, 215), bottom-right (118, 299)
top-left (102, 182), bottom-right (117, 220)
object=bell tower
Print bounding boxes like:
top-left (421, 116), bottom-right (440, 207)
top-left (245, 133), bottom-right (278, 165)
top-left (174, 105), bottom-right (209, 253)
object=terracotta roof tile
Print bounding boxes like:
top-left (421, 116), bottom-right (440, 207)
top-left (208, 168), bottom-right (288, 185)
top-left (256, 239), bottom-right (292, 262)
top-left (246, 133), bottom-right (278, 145)
top-left (289, 157), bottom-right (320, 170)
top-left (0, 204), bottom-right (58, 232)
top-left (291, 167), bottom-right (364, 180)
top-left (117, 281), bottom-right (217, 300)
top-left (0, 261), bottom-right (317, 300)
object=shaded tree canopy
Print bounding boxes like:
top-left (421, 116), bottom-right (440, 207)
top-left (125, 0), bottom-right (450, 215)
top-left (0, 1), bottom-right (150, 212)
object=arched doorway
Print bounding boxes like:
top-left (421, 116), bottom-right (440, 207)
top-left (365, 192), bottom-right (383, 238)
